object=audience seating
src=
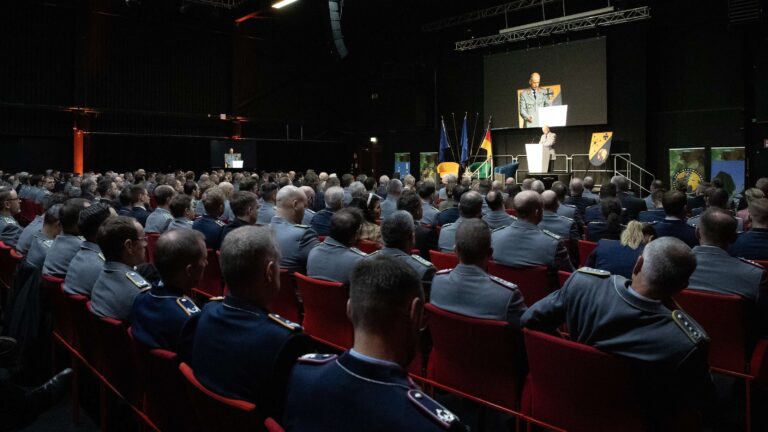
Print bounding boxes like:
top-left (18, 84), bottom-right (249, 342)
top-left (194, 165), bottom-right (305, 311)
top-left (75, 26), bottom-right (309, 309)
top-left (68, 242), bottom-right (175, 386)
top-left (270, 270), bottom-right (302, 324)
top-left (487, 262), bottom-right (550, 307)
top-left (145, 233), bottom-right (161, 264)
top-left (522, 329), bottom-right (645, 432)
top-left (193, 249), bottom-right (223, 301)
top-left (294, 272), bottom-right (352, 350)
top-left (355, 239), bottom-right (381, 254)
top-left (505, 208), bottom-right (518, 217)
top-left (557, 271), bottom-right (572, 288)
top-left (40, 275), bottom-right (68, 344)
top-left (0, 241), bottom-right (17, 291)
top-left (577, 240), bottom-right (597, 268)
top-left (429, 250), bottom-right (459, 271)
top-left (754, 259), bottom-right (768, 268)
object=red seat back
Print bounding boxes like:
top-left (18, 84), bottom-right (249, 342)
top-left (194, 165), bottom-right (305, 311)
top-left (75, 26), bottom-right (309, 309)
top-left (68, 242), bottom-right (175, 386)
top-left (194, 249), bottom-right (223, 300)
top-left (505, 208), bottom-right (518, 217)
top-left (523, 329), bottom-right (644, 432)
top-left (294, 272), bottom-right (352, 350)
top-left (577, 240), bottom-right (597, 268)
top-left (487, 262), bottom-right (550, 306)
top-left (755, 259), bottom-right (768, 268)
top-left (425, 304), bottom-right (524, 410)
top-left (269, 270), bottom-right (302, 324)
top-left (0, 241), bottom-right (17, 290)
top-left (40, 275), bottom-right (69, 342)
top-left (65, 293), bottom-right (91, 359)
top-left (179, 362), bottom-right (263, 432)
top-left (146, 233), bottom-right (161, 264)
top-left (87, 303), bottom-right (139, 403)
top-left (355, 239), bottom-right (381, 254)
top-left (557, 271), bottom-right (572, 288)
top-left (429, 250), bottom-right (459, 271)
top-left (674, 289), bottom-right (748, 373)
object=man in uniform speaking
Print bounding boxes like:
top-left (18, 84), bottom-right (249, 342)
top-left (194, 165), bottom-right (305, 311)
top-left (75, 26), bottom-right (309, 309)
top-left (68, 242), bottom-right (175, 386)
top-left (519, 72), bottom-right (550, 128)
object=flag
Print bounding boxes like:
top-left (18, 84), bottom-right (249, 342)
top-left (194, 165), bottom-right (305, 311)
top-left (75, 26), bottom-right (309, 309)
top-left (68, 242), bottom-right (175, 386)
top-left (459, 115), bottom-right (468, 165)
top-left (479, 128), bottom-right (492, 159)
top-left (438, 119), bottom-right (450, 163)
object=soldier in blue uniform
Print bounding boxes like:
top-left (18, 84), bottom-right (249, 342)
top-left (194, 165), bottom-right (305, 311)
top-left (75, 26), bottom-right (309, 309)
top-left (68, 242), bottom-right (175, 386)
top-left (271, 186), bottom-right (319, 272)
top-left (307, 208), bottom-right (367, 284)
top-left (309, 186), bottom-right (343, 236)
top-left (0, 187), bottom-right (23, 248)
top-left (730, 197), bottom-right (768, 260)
top-left (583, 183), bottom-right (618, 224)
top-left (131, 229), bottom-right (205, 352)
top-left (651, 190), bottom-right (698, 248)
top-left (371, 211), bottom-right (435, 287)
top-left (42, 198), bottom-right (90, 277)
top-left (563, 178), bottom-right (598, 220)
top-left (90, 216), bottom-right (151, 320)
top-left (283, 255), bottom-right (467, 432)
top-left (539, 190), bottom-right (579, 240)
top-left (256, 182), bottom-right (277, 225)
top-left (612, 175), bottom-right (647, 223)
top-left (482, 190), bottom-right (515, 230)
top-left (418, 182), bottom-right (439, 225)
top-left (298, 186), bottom-right (316, 226)
top-left (192, 186), bottom-right (226, 250)
top-left (25, 204), bottom-right (62, 269)
top-left (221, 191), bottom-right (259, 240)
top-left (181, 225), bottom-right (312, 418)
top-left (63, 203), bottom-right (114, 296)
top-left (435, 185), bottom-right (466, 227)
top-left (438, 191), bottom-right (483, 252)
top-left (551, 182), bottom-right (578, 222)
top-left (127, 185), bottom-right (151, 227)
top-left (638, 190), bottom-right (666, 223)
top-left (167, 194), bottom-right (195, 231)
top-left (522, 237), bottom-right (714, 426)
top-left (144, 185), bottom-right (175, 234)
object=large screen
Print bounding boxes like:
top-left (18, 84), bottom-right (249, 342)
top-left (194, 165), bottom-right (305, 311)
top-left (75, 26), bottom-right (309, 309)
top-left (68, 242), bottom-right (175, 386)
top-left (484, 37), bottom-right (607, 129)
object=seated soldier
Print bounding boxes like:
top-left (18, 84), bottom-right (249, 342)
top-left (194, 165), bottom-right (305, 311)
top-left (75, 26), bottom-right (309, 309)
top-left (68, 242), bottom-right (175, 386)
top-left (42, 198), bottom-right (90, 277)
top-left (638, 189), bottom-right (666, 223)
top-left (539, 190), bottom-right (579, 240)
top-left (271, 185), bottom-right (319, 272)
top-left (418, 182), bottom-right (439, 226)
top-left (522, 237), bottom-right (713, 428)
top-left (283, 255), bottom-right (468, 432)
top-left (651, 190), bottom-right (698, 248)
top-left (730, 197), bottom-right (768, 260)
top-left (309, 186), bottom-right (344, 236)
top-left (431, 219), bottom-right (526, 329)
top-left (182, 226), bottom-right (312, 418)
top-left (127, 185), bottom-right (150, 227)
top-left (90, 216), bottom-right (151, 320)
top-left (63, 203), bottom-right (115, 296)
top-left (482, 190), bottom-right (515, 230)
top-left (586, 197), bottom-right (624, 242)
top-left (130, 229), bottom-right (205, 351)
top-left (16, 193), bottom-right (67, 255)
top-left (25, 204), bottom-right (62, 269)
top-left (438, 191), bottom-right (483, 252)
top-left (192, 186), bottom-right (226, 250)
top-left (167, 194), bottom-right (195, 231)
top-left (221, 191), bottom-right (259, 240)
top-left (144, 185), bottom-right (176, 234)
top-left (397, 190), bottom-right (437, 260)
top-left (0, 187), bottom-right (23, 248)
top-left (371, 211), bottom-right (435, 288)
top-left (307, 208), bottom-right (367, 284)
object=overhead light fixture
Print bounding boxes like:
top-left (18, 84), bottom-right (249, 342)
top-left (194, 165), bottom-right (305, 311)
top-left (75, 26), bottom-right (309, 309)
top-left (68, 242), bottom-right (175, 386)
top-left (369, 137), bottom-right (378, 143)
top-left (272, 0), bottom-right (298, 9)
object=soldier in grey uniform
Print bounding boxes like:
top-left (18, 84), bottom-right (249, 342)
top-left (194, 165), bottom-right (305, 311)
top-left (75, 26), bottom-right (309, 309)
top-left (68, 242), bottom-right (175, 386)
top-left (438, 191), bottom-right (484, 252)
top-left (25, 204), bottom-right (62, 269)
top-left (431, 219), bottom-right (526, 329)
top-left (371, 211), bottom-right (435, 287)
top-left (482, 190), bottom-right (515, 230)
top-left (299, 186), bottom-right (316, 226)
top-left (168, 194), bottom-right (195, 231)
top-left (418, 182), bottom-right (439, 226)
top-left (519, 72), bottom-right (550, 128)
top-left (686, 188), bottom-right (744, 232)
top-left (42, 198), bottom-right (90, 277)
top-left (687, 209), bottom-right (768, 335)
top-left (539, 190), bottom-right (579, 240)
top-left (551, 182), bottom-right (578, 221)
top-left (379, 179), bottom-right (402, 221)
top-left (90, 216), bottom-right (151, 320)
top-left (256, 182), bottom-right (277, 225)
top-left (270, 185), bottom-right (319, 272)
top-left (144, 185), bottom-right (175, 234)
top-left (307, 208), bottom-right (367, 284)
top-left (491, 191), bottom-right (574, 272)
top-left (63, 203), bottom-right (114, 296)
top-left (522, 237), bottom-right (714, 425)
top-left (16, 193), bottom-right (67, 254)
top-left (0, 187), bottom-right (23, 248)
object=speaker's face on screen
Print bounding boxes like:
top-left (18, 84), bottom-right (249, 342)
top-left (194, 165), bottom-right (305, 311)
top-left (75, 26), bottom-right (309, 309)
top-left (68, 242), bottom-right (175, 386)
top-left (529, 73), bottom-right (540, 89)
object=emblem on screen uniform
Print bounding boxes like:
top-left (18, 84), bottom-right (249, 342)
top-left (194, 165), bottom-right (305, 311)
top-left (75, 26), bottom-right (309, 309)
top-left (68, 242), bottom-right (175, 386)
top-left (436, 409), bottom-right (456, 423)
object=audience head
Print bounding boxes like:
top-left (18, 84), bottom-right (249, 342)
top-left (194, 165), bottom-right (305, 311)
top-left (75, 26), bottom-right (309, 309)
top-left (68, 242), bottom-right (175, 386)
top-left (169, 194), bottom-right (194, 219)
top-left (455, 219), bottom-right (492, 267)
top-left (601, 197), bottom-right (624, 240)
top-left (276, 185), bottom-right (307, 224)
top-left (633, 237), bottom-right (696, 299)
top-left (387, 179), bottom-right (403, 197)
top-left (397, 190), bottom-right (423, 222)
top-left (97, 215), bottom-right (146, 266)
top-left (202, 186), bottom-right (225, 218)
top-left (551, 182), bottom-right (568, 202)
top-left (154, 229), bottom-right (207, 294)
top-left (707, 188), bottom-right (730, 210)
top-left (78, 203), bottom-right (114, 242)
top-left (744, 187), bottom-right (765, 206)
top-left (330, 208), bottom-right (364, 247)
top-left (324, 186), bottom-right (345, 211)
top-left (153, 185), bottom-right (176, 208)
top-left (218, 182), bottom-right (234, 200)
top-left (611, 175), bottom-right (631, 192)
top-left (417, 182), bottom-right (436, 202)
top-left (599, 182), bottom-right (617, 199)
top-left (541, 190), bottom-right (559, 212)
top-left (0, 187), bottom-right (20, 216)
top-left (60, 198), bottom-right (90, 235)
top-left (129, 185), bottom-right (148, 206)
top-left (380, 210), bottom-right (414, 251)
top-left (260, 182), bottom-right (278, 203)
top-left (298, 186), bottom-right (315, 207)
top-left (183, 181), bottom-right (199, 198)
top-left (621, 220), bottom-right (654, 250)
top-left (662, 190), bottom-right (687, 218)
top-left (649, 179), bottom-right (664, 192)
top-left (349, 194), bottom-right (381, 223)
top-left (651, 189), bottom-right (665, 208)
top-left (42, 204), bottom-right (63, 237)
top-left (569, 178), bottom-right (584, 196)
top-left (459, 191), bottom-right (483, 219)
top-left (219, 226), bottom-right (281, 307)
top-left (513, 190), bottom-right (544, 225)
top-left (755, 177), bottom-right (768, 196)
top-left (530, 180), bottom-right (545, 194)
top-left (749, 198), bottom-right (768, 229)
top-left (230, 191), bottom-right (259, 224)
top-left (349, 182), bottom-right (366, 200)
top-left (583, 176), bottom-right (595, 191)
top-left (696, 208), bottom-right (737, 249)
top-left (486, 190), bottom-right (504, 212)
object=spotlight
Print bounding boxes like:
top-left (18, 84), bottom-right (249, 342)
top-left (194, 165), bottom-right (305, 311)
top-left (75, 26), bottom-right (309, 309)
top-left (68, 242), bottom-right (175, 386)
top-left (272, 0), bottom-right (299, 9)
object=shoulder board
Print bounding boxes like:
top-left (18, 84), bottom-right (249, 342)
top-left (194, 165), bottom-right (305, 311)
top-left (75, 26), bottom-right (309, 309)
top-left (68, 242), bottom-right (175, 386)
top-left (2, 216), bottom-right (18, 225)
top-left (42, 239), bottom-right (54, 248)
top-left (125, 271), bottom-right (151, 289)
top-left (430, 206), bottom-right (439, 211)
top-left (215, 220), bottom-right (226, 227)
top-left (441, 222), bottom-right (454, 228)
top-left (163, 213), bottom-right (173, 220)
top-left (268, 313), bottom-right (303, 332)
top-left (139, 286), bottom-right (151, 293)
top-left (410, 254), bottom-right (435, 268)
top-left (77, 236), bottom-right (86, 241)
top-left (408, 390), bottom-right (462, 429)
top-left (176, 297), bottom-right (201, 316)
top-left (576, 267), bottom-right (611, 278)
top-left (738, 257), bottom-right (764, 269)
top-left (297, 353), bottom-right (337, 365)
top-left (489, 275), bottom-right (518, 290)
top-left (672, 310), bottom-right (707, 344)
top-left (559, 215), bottom-right (574, 222)
top-left (562, 203), bottom-right (576, 209)
top-left (98, 252), bottom-right (106, 261)
top-left (350, 247), bottom-right (368, 257)
top-left (294, 224), bottom-right (311, 229)
top-left (541, 229), bottom-right (561, 240)
top-left (367, 250), bottom-right (380, 256)
top-left (435, 268), bottom-right (452, 275)
top-left (209, 296), bottom-right (224, 301)
top-left (492, 225), bottom-right (507, 232)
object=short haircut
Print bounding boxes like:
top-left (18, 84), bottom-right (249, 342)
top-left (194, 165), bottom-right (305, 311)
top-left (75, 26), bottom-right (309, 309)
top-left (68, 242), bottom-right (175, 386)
top-left (600, 183), bottom-right (617, 198)
top-left (381, 210), bottom-right (413, 248)
top-left (230, 191), bottom-right (258, 217)
top-left (97, 179), bottom-right (113, 197)
top-left (662, 190), bottom-right (687, 216)
top-left (611, 175), bottom-right (630, 192)
top-left (417, 182), bottom-right (436, 200)
top-left (698, 208), bottom-right (737, 245)
top-left (551, 182), bottom-right (567, 201)
top-left (396, 190), bottom-right (422, 218)
top-left (341, 173), bottom-right (354, 188)
top-left (641, 236), bottom-right (696, 296)
top-left (749, 198), bottom-right (768, 226)
top-left (455, 219), bottom-right (491, 265)
top-left (459, 191), bottom-right (483, 218)
top-left (129, 185), bottom-right (146, 205)
top-left (348, 255), bottom-right (423, 332)
top-left (486, 190), bottom-right (503, 211)
top-left (583, 176), bottom-right (595, 189)
top-left (153, 185), bottom-right (176, 206)
top-left (169, 194), bottom-right (192, 218)
top-left (276, 185), bottom-right (304, 207)
top-left (78, 203), bottom-right (113, 240)
top-left (183, 181), bottom-right (198, 196)
top-left (97, 216), bottom-right (139, 261)
top-left (649, 179), bottom-right (664, 191)
top-left (348, 182), bottom-right (366, 200)
top-left (387, 179), bottom-right (403, 195)
top-left (219, 226), bottom-right (280, 294)
top-left (477, 181), bottom-right (491, 195)
top-left (260, 182), bottom-right (278, 200)
top-left (541, 190), bottom-right (559, 212)
top-left (154, 229), bottom-right (206, 284)
top-left (44, 204), bottom-right (63, 226)
top-left (60, 198), bottom-right (90, 233)
top-left (330, 208), bottom-right (364, 246)
top-left (513, 190), bottom-right (542, 219)
top-left (530, 180), bottom-right (545, 194)
top-left (202, 186), bottom-right (225, 215)
top-left (363, 177), bottom-right (376, 191)
top-left (324, 186), bottom-right (345, 210)
top-left (43, 193), bottom-right (68, 211)
top-left (569, 178), bottom-right (584, 195)
top-left (708, 188), bottom-right (730, 209)
top-left (0, 187), bottom-right (15, 208)
top-left (239, 178), bottom-right (258, 193)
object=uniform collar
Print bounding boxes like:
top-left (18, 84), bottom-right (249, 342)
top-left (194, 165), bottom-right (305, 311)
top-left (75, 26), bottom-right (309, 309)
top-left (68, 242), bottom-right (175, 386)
top-left (692, 245), bottom-right (729, 256)
top-left (613, 276), bottom-right (667, 313)
top-left (223, 295), bottom-right (267, 316)
top-left (349, 349), bottom-right (401, 369)
top-left (323, 236), bottom-right (348, 249)
top-left (81, 241), bottom-right (101, 252)
top-left (338, 351), bottom-right (413, 389)
top-left (150, 284), bottom-right (183, 298)
top-left (380, 247), bottom-right (408, 257)
top-left (543, 210), bottom-right (557, 217)
top-left (513, 219), bottom-right (539, 230)
top-left (154, 207), bottom-right (170, 214)
top-left (103, 261), bottom-right (135, 272)
top-left (452, 263), bottom-right (486, 276)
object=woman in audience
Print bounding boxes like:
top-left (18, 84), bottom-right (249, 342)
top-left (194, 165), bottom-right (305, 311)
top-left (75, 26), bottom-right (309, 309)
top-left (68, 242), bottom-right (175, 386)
top-left (349, 194), bottom-right (381, 243)
top-left (586, 197), bottom-right (624, 241)
top-left (586, 221), bottom-right (655, 278)
top-left (736, 187), bottom-right (764, 231)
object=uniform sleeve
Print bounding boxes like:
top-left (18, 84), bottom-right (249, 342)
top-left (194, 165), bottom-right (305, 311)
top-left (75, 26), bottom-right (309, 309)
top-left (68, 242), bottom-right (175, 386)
top-left (271, 333), bottom-right (315, 420)
top-left (298, 228), bottom-right (320, 263)
top-left (554, 240), bottom-right (575, 272)
top-left (519, 94), bottom-right (529, 121)
top-left (569, 220), bottom-right (580, 240)
top-left (176, 312), bottom-right (201, 363)
top-left (520, 283), bottom-right (568, 333)
top-left (1, 225), bottom-right (23, 248)
top-left (505, 288), bottom-right (528, 331)
top-left (675, 345), bottom-right (716, 411)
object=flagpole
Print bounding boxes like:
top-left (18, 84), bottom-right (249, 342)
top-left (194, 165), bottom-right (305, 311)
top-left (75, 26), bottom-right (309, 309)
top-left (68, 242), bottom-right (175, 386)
top-left (450, 113), bottom-right (460, 162)
top-left (470, 116), bottom-right (493, 177)
top-left (468, 112), bottom-right (479, 166)
top-left (444, 117), bottom-right (457, 162)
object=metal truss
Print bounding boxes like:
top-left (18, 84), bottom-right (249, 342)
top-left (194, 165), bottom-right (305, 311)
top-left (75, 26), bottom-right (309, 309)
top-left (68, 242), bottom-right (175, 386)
top-left (455, 6), bottom-right (651, 52)
top-left (422, 0), bottom-right (560, 32)
top-left (185, 0), bottom-right (248, 9)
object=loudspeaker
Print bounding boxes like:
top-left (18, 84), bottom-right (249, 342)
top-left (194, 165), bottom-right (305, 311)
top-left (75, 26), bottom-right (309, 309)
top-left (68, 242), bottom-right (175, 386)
top-left (328, 1), bottom-right (348, 59)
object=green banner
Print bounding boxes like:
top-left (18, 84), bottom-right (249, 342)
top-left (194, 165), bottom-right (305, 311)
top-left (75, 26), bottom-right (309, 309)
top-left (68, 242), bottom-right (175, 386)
top-left (669, 148), bottom-right (706, 193)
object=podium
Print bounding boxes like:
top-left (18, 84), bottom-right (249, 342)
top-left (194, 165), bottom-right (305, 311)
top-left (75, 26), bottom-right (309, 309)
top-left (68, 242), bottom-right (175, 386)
top-left (525, 143), bottom-right (548, 173)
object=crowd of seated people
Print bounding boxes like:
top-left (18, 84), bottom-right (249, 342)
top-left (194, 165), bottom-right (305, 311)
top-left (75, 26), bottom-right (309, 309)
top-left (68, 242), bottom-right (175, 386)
top-left (0, 166), bottom-right (766, 431)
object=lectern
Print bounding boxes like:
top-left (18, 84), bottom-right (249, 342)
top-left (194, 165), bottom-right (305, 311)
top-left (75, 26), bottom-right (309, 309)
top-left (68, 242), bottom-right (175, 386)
top-left (526, 143), bottom-right (549, 173)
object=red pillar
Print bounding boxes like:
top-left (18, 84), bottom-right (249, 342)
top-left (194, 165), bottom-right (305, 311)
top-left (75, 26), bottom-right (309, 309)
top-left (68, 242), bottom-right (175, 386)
top-left (73, 129), bottom-right (84, 174)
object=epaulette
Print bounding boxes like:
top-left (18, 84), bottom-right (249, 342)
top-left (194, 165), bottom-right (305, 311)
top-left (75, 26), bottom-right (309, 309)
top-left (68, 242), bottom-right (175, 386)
top-left (77, 235), bottom-right (86, 241)
top-left (215, 220), bottom-right (226, 227)
top-left (559, 215), bottom-right (574, 222)
top-left (209, 296), bottom-right (225, 301)
top-left (176, 297), bottom-right (201, 316)
top-left (410, 254), bottom-right (435, 268)
top-left (541, 229), bottom-right (561, 240)
top-left (738, 257), bottom-right (765, 269)
top-left (435, 268), bottom-right (452, 275)
top-left (139, 286), bottom-right (151, 293)
top-left (441, 222), bottom-right (454, 228)
top-left (350, 247), bottom-right (368, 257)
top-left (269, 313), bottom-right (303, 332)
top-left (430, 205), bottom-right (439, 211)
top-left (294, 224), bottom-right (311, 229)
top-left (367, 250), bottom-right (381, 256)
top-left (672, 310), bottom-right (707, 344)
top-left (408, 390), bottom-right (462, 429)
top-left (492, 225), bottom-right (507, 232)
top-left (2, 216), bottom-right (18, 225)
top-left (125, 271), bottom-right (151, 289)
top-left (297, 353), bottom-right (337, 365)
top-left (42, 239), bottom-right (54, 248)
top-left (98, 252), bottom-right (106, 261)
top-left (489, 275), bottom-right (517, 290)
top-left (576, 267), bottom-right (611, 278)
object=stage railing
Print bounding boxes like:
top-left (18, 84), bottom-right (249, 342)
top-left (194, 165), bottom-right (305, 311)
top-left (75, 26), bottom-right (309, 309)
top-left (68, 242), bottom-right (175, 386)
top-left (613, 154), bottom-right (655, 197)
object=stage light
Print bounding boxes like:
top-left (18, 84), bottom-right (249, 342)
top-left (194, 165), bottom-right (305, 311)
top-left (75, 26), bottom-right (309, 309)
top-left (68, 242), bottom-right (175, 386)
top-left (369, 137), bottom-right (378, 143)
top-left (272, 0), bottom-right (299, 9)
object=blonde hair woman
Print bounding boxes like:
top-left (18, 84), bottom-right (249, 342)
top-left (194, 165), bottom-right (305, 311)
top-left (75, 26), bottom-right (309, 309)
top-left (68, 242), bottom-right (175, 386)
top-left (585, 221), bottom-right (656, 278)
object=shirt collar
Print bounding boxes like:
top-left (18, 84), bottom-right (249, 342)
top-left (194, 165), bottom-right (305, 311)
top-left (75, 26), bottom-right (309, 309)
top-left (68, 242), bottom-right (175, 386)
top-left (348, 349), bottom-right (401, 369)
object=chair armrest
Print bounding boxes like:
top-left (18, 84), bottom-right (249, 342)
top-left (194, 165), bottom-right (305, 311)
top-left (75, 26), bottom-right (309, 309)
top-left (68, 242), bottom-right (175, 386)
top-left (750, 338), bottom-right (768, 384)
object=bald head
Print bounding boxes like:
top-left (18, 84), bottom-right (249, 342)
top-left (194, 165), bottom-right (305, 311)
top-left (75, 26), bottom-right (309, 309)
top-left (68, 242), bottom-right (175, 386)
top-left (637, 237), bottom-right (696, 298)
top-left (531, 180), bottom-right (545, 194)
top-left (276, 185), bottom-right (307, 223)
top-left (697, 208), bottom-right (737, 248)
top-left (514, 190), bottom-right (543, 223)
top-left (459, 191), bottom-right (484, 219)
top-left (541, 190), bottom-right (559, 212)
top-left (569, 178), bottom-right (584, 196)
top-left (486, 190), bottom-right (504, 211)
top-left (299, 185), bottom-right (315, 204)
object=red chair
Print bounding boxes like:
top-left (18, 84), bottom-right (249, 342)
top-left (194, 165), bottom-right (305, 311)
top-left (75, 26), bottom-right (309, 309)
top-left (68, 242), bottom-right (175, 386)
top-left (193, 249), bottom-right (223, 301)
top-left (355, 239), bottom-right (381, 254)
top-left (294, 272), bottom-right (352, 350)
top-left (424, 304), bottom-right (525, 411)
top-left (146, 233), bottom-right (161, 264)
top-left (40, 275), bottom-right (69, 344)
top-left (505, 208), bottom-right (518, 217)
top-left (179, 362), bottom-right (264, 432)
top-left (577, 240), bottom-right (597, 268)
top-left (557, 271), bottom-right (572, 288)
top-left (487, 262), bottom-right (550, 307)
top-left (522, 329), bottom-right (645, 432)
top-left (269, 270), bottom-right (302, 324)
top-left (264, 418), bottom-right (285, 432)
top-left (754, 259), bottom-right (768, 268)
top-left (86, 303), bottom-right (139, 405)
top-left (0, 241), bottom-right (17, 290)
top-left (317, 235), bottom-right (326, 243)
top-left (429, 250), bottom-right (458, 271)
